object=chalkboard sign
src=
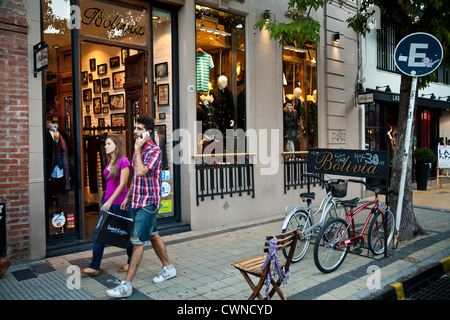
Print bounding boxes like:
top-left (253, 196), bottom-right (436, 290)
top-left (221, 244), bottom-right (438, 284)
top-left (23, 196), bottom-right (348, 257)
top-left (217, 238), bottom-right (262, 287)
top-left (308, 148), bottom-right (390, 179)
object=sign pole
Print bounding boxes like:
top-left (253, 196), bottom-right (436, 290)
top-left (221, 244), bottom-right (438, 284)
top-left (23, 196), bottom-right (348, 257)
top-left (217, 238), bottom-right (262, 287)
top-left (392, 32), bottom-right (443, 249)
top-left (393, 76), bottom-right (417, 249)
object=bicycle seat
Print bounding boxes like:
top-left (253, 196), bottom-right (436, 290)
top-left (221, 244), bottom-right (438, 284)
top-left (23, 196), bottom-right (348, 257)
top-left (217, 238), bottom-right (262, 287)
top-left (341, 198), bottom-right (360, 208)
top-left (300, 192), bottom-right (315, 201)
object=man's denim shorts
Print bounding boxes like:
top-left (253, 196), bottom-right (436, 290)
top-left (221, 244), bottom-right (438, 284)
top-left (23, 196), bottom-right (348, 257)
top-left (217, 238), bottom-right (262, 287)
top-left (131, 204), bottom-right (159, 245)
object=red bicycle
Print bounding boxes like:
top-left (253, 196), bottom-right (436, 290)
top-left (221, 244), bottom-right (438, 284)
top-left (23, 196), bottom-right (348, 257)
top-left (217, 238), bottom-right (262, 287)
top-left (313, 179), bottom-right (396, 273)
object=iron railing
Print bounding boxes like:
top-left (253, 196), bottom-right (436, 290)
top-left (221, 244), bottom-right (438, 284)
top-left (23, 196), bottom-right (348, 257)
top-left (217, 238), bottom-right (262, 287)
top-left (283, 151), bottom-right (323, 193)
top-left (194, 153), bottom-right (255, 205)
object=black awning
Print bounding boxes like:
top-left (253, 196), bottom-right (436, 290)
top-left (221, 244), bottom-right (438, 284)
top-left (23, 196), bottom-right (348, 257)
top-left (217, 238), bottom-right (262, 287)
top-left (364, 88), bottom-right (450, 110)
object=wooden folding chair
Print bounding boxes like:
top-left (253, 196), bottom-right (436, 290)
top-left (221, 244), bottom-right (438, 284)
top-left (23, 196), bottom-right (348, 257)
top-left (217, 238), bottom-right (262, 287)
top-left (231, 229), bottom-right (299, 300)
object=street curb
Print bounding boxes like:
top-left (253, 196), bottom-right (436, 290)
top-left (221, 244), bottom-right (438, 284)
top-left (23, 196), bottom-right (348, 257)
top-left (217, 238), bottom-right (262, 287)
top-left (374, 255), bottom-right (449, 300)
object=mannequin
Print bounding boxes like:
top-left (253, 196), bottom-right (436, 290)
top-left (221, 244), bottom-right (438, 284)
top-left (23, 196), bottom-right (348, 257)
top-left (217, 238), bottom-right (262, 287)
top-left (197, 94), bottom-right (217, 134)
top-left (197, 94), bottom-right (217, 153)
top-left (387, 126), bottom-right (396, 150)
top-left (211, 75), bottom-right (235, 134)
top-left (47, 123), bottom-right (70, 190)
top-left (306, 90), bottom-right (318, 148)
top-left (237, 86), bottom-right (246, 131)
top-left (283, 103), bottom-right (299, 152)
top-left (293, 87), bottom-right (306, 150)
top-left (46, 122), bottom-right (71, 234)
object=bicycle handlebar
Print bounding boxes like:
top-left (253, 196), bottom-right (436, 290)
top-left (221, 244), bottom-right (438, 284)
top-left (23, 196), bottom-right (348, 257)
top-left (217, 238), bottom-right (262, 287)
top-left (347, 179), bottom-right (398, 196)
top-left (302, 173), bottom-right (398, 196)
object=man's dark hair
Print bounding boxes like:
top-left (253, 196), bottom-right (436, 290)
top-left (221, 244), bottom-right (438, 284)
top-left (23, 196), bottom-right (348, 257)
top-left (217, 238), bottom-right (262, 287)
top-left (136, 115), bottom-right (154, 131)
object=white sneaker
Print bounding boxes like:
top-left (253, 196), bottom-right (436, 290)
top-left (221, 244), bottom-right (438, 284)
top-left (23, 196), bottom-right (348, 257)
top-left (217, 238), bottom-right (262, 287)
top-left (152, 265), bottom-right (176, 283)
top-left (106, 280), bottom-right (132, 298)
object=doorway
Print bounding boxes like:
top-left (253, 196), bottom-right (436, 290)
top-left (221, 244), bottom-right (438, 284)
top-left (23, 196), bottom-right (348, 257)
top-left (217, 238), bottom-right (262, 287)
top-left (80, 5), bottom-right (180, 238)
top-left (80, 42), bottom-right (143, 239)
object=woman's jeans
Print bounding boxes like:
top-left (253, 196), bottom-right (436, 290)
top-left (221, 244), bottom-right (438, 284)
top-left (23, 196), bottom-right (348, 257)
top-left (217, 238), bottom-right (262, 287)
top-left (89, 200), bottom-right (133, 270)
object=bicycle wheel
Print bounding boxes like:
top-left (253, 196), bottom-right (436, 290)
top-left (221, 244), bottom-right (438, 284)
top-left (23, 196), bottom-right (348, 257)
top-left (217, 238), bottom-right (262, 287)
top-left (368, 209), bottom-right (395, 255)
top-left (313, 218), bottom-right (350, 273)
top-left (282, 210), bottom-right (311, 262)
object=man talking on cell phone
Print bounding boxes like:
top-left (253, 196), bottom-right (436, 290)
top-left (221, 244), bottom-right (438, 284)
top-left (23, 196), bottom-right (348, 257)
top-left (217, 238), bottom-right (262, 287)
top-left (107, 115), bottom-right (176, 298)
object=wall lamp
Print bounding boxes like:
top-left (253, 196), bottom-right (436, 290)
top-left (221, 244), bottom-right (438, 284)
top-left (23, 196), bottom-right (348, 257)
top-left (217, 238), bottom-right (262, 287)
top-left (438, 95), bottom-right (450, 102)
top-left (263, 10), bottom-right (271, 22)
top-left (376, 85), bottom-right (391, 93)
top-left (422, 93), bottom-right (436, 99)
top-left (333, 33), bottom-right (340, 44)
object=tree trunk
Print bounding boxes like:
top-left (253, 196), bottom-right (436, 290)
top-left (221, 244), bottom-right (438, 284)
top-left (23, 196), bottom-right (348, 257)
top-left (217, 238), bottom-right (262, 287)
top-left (389, 75), bottom-right (426, 242)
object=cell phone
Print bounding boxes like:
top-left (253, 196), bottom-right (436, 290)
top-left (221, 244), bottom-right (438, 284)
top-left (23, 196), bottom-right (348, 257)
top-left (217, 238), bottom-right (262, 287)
top-left (141, 131), bottom-right (150, 139)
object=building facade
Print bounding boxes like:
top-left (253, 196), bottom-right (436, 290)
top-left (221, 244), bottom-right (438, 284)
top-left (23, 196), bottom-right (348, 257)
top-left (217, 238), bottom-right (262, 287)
top-left (1, 0), bottom-right (362, 261)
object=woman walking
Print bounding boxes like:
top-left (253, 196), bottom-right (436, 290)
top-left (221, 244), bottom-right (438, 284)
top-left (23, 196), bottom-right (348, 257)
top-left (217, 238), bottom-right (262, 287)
top-left (82, 135), bottom-right (133, 275)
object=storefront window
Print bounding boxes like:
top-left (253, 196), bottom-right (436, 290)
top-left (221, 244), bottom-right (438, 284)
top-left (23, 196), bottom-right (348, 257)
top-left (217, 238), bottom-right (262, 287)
top-left (282, 45), bottom-right (317, 151)
top-left (195, 5), bottom-right (245, 154)
top-left (43, 0), bottom-right (77, 237)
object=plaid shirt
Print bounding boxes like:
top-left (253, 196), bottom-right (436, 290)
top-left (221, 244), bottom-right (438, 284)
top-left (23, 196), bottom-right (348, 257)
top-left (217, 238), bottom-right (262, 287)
top-left (131, 139), bottom-right (162, 210)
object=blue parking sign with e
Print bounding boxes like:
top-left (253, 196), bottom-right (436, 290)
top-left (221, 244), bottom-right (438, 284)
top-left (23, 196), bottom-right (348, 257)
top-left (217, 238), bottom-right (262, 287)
top-left (394, 32), bottom-right (443, 77)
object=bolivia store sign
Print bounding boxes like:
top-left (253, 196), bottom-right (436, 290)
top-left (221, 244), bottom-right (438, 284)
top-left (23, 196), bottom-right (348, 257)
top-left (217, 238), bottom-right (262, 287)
top-left (82, 8), bottom-right (145, 36)
top-left (308, 148), bottom-right (390, 179)
top-left (80, 0), bottom-right (147, 45)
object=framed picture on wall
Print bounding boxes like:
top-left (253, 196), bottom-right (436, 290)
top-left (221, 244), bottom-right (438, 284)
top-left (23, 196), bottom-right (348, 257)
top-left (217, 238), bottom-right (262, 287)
top-left (102, 106), bottom-right (109, 114)
top-left (102, 92), bottom-right (109, 104)
top-left (93, 97), bottom-right (101, 114)
top-left (111, 113), bottom-right (125, 127)
top-left (81, 71), bottom-right (88, 85)
top-left (155, 62), bottom-right (168, 78)
top-left (83, 88), bottom-right (92, 101)
top-left (93, 79), bottom-right (101, 93)
top-left (109, 93), bottom-right (124, 110)
top-left (110, 56), bottom-right (120, 68)
top-left (157, 83), bottom-right (169, 106)
top-left (112, 71), bottom-right (125, 89)
top-left (121, 48), bottom-right (129, 64)
top-left (98, 118), bottom-right (105, 127)
top-left (101, 77), bottom-right (110, 88)
top-left (85, 116), bottom-right (91, 128)
top-left (154, 124), bottom-right (166, 140)
top-left (97, 63), bottom-right (107, 75)
top-left (90, 58), bottom-right (96, 72)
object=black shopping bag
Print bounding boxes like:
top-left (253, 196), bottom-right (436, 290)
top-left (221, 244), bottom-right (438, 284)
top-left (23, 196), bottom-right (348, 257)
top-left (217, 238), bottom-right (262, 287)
top-left (91, 211), bottom-right (134, 248)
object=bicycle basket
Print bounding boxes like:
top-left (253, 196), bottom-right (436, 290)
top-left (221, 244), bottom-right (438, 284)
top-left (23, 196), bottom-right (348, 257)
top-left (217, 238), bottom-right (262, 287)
top-left (326, 181), bottom-right (348, 198)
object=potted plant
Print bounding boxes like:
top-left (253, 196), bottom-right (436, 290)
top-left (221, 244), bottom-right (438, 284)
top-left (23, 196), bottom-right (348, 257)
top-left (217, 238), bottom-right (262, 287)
top-left (413, 147), bottom-right (436, 190)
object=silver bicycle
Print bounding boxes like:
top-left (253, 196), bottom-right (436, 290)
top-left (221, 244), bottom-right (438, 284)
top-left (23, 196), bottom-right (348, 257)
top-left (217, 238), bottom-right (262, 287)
top-left (281, 173), bottom-right (347, 262)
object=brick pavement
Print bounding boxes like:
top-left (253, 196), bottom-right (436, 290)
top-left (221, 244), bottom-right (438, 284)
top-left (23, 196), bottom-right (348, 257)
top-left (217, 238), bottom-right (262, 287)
top-left (1, 184), bottom-right (449, 300)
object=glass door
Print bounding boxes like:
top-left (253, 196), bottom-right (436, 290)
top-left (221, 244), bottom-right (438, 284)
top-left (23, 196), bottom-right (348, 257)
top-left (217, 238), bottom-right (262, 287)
top-left (152, 7), bottom-right (176, 220)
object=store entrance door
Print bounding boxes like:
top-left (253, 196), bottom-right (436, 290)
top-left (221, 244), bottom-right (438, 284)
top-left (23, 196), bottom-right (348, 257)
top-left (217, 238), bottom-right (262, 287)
top-left (81, 43), bottom-right (144, 240)
top-left (124, 52), bottom-right (178, 222)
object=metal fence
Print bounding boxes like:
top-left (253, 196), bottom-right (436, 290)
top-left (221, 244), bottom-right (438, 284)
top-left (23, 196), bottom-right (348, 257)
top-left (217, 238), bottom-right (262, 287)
top-left (194, 154), bottom-right (255, 205)
top-left (283, 151), bottom-right (323, 193)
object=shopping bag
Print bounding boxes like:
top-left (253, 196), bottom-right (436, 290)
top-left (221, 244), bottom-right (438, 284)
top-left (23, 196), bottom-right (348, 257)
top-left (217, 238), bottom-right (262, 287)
top-left (91, 211), bottom-right (134, 248)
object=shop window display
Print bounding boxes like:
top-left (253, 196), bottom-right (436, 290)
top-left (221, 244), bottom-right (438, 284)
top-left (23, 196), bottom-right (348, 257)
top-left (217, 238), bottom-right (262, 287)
top-left (43, 0), bottom-right (76, 237)
top-left (282, 45), bottom-right (318, 151)
top-left (195, 5), bottom-right (245, 154)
